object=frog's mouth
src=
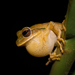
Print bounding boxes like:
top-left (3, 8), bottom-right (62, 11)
top-left (16, 35), bottom-right (26, 47)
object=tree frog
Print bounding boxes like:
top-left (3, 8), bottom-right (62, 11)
top-left (16, 20), bottom-right (66, 65)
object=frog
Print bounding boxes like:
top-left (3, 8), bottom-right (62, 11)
top-left (16, 20), bottom-right (66, 65)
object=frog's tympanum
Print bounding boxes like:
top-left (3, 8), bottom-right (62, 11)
top-left (16, 20), bottom-right (66, 65)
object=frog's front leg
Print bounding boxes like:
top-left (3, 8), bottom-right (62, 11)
top-left (49, 21), bottom-right (65, 45)
top-left (45, 48), bottom-right (61, 65)
top-left (49, 21), bottom-right (66, 53)
top-left (56, 29), bottom-right (65, 53)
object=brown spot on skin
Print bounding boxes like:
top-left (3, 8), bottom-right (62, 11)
top-left (43, 37), bottom-right (45, 41)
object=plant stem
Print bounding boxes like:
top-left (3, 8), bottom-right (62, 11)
top-left (49, 38), bottom-right (75, 75)
top-left (49, 0), bottom-right (75, 75)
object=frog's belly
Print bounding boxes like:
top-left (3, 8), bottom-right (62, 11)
top-left (26, 30), bottom-right (57, 57)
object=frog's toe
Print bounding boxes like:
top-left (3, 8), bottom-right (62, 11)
top-left (57, 38), bottom-right (65, 45)
top-left (52, 58), bottom-right (60, 61)
top-left (45, 52), bottom-right (61, 65)
top-left (45, 60), bottom-right (50, 66)
top-left (50, 53), bottom-right (61, 61)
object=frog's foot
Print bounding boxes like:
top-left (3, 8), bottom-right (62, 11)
top-left (57, 38), bottom-right (65, 45)
top-left (45, 49), bottom-right (61, 65)
top-left (57, 40), bottom-right (64, 53)
top-left (50, 52), bottom-right (61, 60)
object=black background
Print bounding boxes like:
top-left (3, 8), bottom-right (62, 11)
top-left (10, 0), bottom-right (75, 75)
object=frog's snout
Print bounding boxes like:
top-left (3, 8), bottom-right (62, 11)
top-left (16, 30), bottom-right (22, 37)
top-left (16, 30), bottom-right (23, 46)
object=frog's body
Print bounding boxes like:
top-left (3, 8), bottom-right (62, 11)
top-left (26, 26), bottom-right (57, 57)
top-left (16, 21), bottom-right (66, 65)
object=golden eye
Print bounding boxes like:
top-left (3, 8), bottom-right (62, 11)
top-left (22, 27), bottom-right (31, 37)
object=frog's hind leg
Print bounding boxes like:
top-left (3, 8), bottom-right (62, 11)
top-left (45, 48), bottom-right (61, 66)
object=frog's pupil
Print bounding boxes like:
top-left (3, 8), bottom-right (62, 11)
top-left (22, 29), bottom-right (31, 37)
top-left (22, 30), bottom-right (28, 36)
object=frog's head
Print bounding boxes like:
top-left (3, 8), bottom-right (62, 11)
top-left (16, 27), bottom-right (41, 46)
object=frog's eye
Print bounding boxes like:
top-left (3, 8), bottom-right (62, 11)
top-left (22, 27), bottom-right (31, 37)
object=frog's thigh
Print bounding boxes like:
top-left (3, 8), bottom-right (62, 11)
top-left (45, 48), bottom-right (61, 65)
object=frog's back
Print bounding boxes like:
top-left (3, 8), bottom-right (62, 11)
top-left (30, 22), bottom-right (49, 30)
top-left (30, 21), bottom-right (62, 30)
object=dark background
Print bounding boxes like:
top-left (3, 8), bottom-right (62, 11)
top-left (10, 0), bottom-right (74, 75)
